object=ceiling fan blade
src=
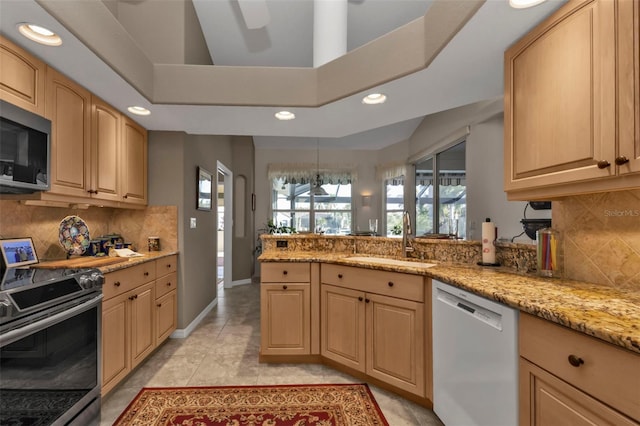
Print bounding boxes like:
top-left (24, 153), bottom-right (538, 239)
top-left (236, 0), bottom-right (270, 29)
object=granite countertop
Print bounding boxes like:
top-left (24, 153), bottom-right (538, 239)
top-left (259, 251), bottom-right (640, 354)
top-left (97, 251), bottom-right (178, 273)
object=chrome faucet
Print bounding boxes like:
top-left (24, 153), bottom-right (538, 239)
top-left (402, 211), bottom-right (414, 257)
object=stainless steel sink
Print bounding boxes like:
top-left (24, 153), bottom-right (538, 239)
top-left (346, 256), bottom-right (436, 269)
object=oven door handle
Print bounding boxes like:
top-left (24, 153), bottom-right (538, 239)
top-left (0, 294), bottom-right (103, 347)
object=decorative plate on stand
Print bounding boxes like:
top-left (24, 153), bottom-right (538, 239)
top-left (59, 215), bottom-right (90, 256)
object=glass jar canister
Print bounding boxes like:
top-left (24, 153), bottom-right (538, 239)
top-left (536, 228), bottom-right (562, 278)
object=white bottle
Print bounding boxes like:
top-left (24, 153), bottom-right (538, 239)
top-left (482, 218), bottom-right (496, 264)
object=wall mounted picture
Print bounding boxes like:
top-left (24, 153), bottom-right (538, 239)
top-left (0, 237), bottom-right (39, 269)
top-left (197, 167), bottom-right (213, 211)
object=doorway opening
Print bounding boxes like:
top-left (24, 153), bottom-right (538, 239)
top-left (217, 162), bottom-right (233, 289)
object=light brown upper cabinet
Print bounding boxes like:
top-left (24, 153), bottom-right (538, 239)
top-left (120, 116), bottom-right (148, 205)
top-left (0, 36), bottom-right (45, 116)
top-left (504, 0), bottom-right (640, 200)
top-left (46, 67), bottom-right (92, 198)
top-left (90, 96), bottom-right (121, 202)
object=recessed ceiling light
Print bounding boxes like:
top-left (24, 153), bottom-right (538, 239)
top-left (17, 23), bottom-right (62, 46)
top-left (362, 93), bottom-right (387, 105)
top-left (275, 111), bottom-right (295, 121)
top-left (509, 0), bottom-right (546, 9)
top-left (128, 106), bottom-right (151, 116)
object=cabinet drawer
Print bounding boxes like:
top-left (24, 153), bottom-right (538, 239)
top-left (321, 264), bottom-right (424, 302)
top-left (156, 255), bottom-right (177, 277)
top-left (103, 263), bottom-right (156, 300)
top-left (520, 313), bottom-right (640, 421)
top-left (261, 262), bottom-right (310, 283)
top-left (155, 272), bottom-right (177, 299)
top-left (103, 267), bottom-right (139, 300)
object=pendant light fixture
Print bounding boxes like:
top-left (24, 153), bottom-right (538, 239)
top-left (309, 139), bottom-right (328, 197)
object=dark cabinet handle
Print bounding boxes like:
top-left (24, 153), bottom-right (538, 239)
top-left (615, 156), bottom-right (630, 166)
top-left (338, 274), bottom-right (343, 279)
top-left (365, 298), bottom-right (370, 303)
top-left (166, 282), bottom-right (172, 287)
top-left (388, 281), bottom-right (394, 287)
top-left (166, 264), bottom-right (172, 268)
top-left (144, 272), bottom-right (149, 276)
top-left (283, 270), bottom-right (288, 275)
top-left (358, 296), bottom-right (363, 302)
top-left (114, 281), bottom-right (121, 287)
top-left (157, 303), bottom-right (162, 307)
top-left (129, 295), bottom-right (138, 301)
top-left (568, 354), bottom-right (584, 367)
top-left (282, 285), bottom-right (288, 290)
top-left (123, 195), bottom-right (128, 199)
top-left (597, 160), bottom-right (611, 169)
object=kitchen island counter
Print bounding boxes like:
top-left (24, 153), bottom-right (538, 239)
top-left (259, 251), bottom-right (640, 354)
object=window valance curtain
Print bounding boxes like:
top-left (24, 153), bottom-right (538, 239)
top-left (416, 171), bottom-right (466, 186)
top-left (376, 162), bottom-right (407, 184)
top-left (268, 163), bottom-right (356, 184)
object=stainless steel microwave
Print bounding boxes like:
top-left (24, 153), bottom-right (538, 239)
top-left (0, 100), bottom-right (51, 194)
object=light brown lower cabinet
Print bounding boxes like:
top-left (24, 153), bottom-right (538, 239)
top-left (102, 255), bottom-right (178, 395)
top-left (260, 283), bottom-right (310, 355)
top-left (519, 313), bottom-right (639, 425)
top-left (320, 263), bottom-right (427, 398)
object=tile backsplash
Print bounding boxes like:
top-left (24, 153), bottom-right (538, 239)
top-left (554, 190), bottom-right (640, 290)
top-left (0, 201), bottom-right (177, 259)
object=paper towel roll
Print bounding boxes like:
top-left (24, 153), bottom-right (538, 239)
top-left (482, 219), bottom-right (496, 264)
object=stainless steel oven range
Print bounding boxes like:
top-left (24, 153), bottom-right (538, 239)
top-left (0, 266), bottom-right (103, 426)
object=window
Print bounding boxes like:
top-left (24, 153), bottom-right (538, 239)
top-left (384, 176), bottom-right (404, 237)
top-left (271, 178), bottom-right (352, 234)
top-left (415, 141), bottom-right (466, 238)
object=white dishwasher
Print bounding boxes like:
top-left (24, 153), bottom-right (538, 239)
top-left (432, 279), bottom-right (519, 426)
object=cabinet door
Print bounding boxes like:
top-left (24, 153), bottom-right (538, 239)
top-left (366, 292), bottom-right (425, 397)
top-left (618, 0), bottom-right (640, 175)
top-left (120, 116), bottom-right (147, 205)
top-left (504, 0), bottom-right (616, 192)
top-left (102, 293), bottom-right (129, 395)
top-left (320, 284), bottom-right (365, 372)
top-left (260, 283), bottom-right (310, 355)
top-left (520, 358), bottom-right (637, 426)
top-left (46, 67), bottom-right (92, 197)
top-left (156, 289), bottom-right (177, 345)
top-left (130, 282), bottom-right (155, 368)
top-left (91, 96), bottom-right (120, 202)
top-left (0, 36), bottom-right (45, 115)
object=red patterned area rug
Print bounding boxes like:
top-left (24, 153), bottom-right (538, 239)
top-left (113, 383), bottom-right (389, 426)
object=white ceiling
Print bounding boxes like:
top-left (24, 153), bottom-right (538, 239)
top-left (0, 0), bottom-right (566, 150)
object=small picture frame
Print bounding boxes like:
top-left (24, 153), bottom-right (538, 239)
top-left (197, 166), bottom-right (213, 211)
top-left (0, 237), bottom-right (39, 269)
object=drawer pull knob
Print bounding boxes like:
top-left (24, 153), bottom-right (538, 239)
top-left (166, 264), bottom-right (172, 268)
top-left (388, 281), bottom-right (394, 287)
top-left (283, 270), bottom-right (288, 275)
top-left (358, 296), bottom-right (363, 302)
top-left (157, 303), bottom-right (162, 307)
top-left (338, 274), bottom-right (343, 279)
top-left (283, 285), bottom-right (288, 290)
top-left (597, 160), bottom-right (611, 169)
top-left (144, 272), bottom-right (149, 276)
top-left (615, 156), bottom-right (630, 166)
top-left (114, 281), bottom-right (121, 287)
top-left (365, 298), bottom-right (370, 303)
top-left (166, 282), bottom-right (172, 286)
top-left (568, 355), bottom-right (584, 367)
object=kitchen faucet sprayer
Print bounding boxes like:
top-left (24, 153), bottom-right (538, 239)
top-left (402, 211), bottom-right (414, 257)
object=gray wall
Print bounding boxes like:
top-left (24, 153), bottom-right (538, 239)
top-left (148, 131), bottom-right (254, 329)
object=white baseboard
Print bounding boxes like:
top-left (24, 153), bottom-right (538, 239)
top-left (170, 297), bottom-right (218, 339)
top-left (230, 278), bottom-right (251, 287)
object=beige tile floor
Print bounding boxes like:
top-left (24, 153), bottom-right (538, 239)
top-left (100, 281), bottom-right (444, 425)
